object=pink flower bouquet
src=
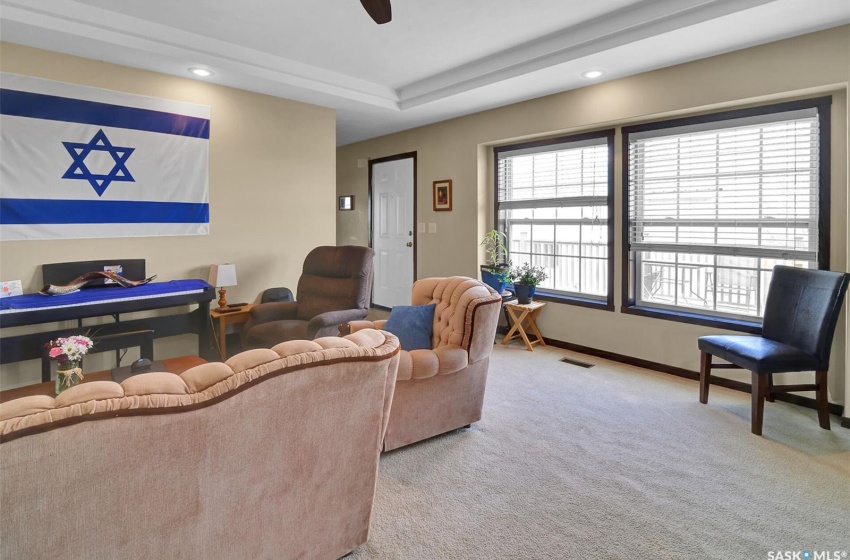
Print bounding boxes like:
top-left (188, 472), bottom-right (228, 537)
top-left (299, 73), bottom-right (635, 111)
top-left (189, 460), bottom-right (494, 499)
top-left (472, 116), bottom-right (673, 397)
top-left (44, 335), bottom-right (94, 367)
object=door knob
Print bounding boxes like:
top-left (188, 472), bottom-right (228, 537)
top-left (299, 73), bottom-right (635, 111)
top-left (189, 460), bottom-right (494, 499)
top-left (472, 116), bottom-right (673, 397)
top-left (406, 242), bottom-right (413, 247)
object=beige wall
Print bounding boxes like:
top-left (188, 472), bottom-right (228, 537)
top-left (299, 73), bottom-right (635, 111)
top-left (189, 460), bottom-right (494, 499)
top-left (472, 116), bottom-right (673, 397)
top-left (338, 26), bottom-right (850, 404)
top-left (0, 43), bottom-right (337, 388)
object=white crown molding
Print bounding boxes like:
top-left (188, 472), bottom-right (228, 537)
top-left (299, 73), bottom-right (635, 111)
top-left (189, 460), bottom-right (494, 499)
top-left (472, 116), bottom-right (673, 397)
top-left (1, 0), bottom-right (400, 109)
top-left (397, 0), bottom-right (777, 109)
top-left (2, 0), bottom-right (781, 114)
top-left (2, 0), bottom-right (847, 147)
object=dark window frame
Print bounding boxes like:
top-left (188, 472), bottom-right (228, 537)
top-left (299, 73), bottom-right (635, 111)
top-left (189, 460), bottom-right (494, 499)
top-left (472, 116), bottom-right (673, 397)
top-left (494, 128), bottom-right (616, 311)
top-left (620, 96), bottom-right (832, 332)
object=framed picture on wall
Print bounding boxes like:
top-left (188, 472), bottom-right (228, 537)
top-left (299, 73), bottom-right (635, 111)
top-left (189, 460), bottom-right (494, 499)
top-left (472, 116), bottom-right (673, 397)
top-left (339, 195), bottom-right (355, 211)
top-left (433, 180), bottom-right (452, 211)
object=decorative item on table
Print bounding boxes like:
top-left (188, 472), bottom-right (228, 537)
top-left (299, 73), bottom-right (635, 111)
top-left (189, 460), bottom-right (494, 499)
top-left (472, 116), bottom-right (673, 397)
top-left (0, 280), bottom-right (23, 298)
top-left (479, 229), bottom-right (511, 294)
top-left (432, 179), bottom-right (452, 211)
top-left (102, 264), bottom-right (123, 284)
top-left (39, 271), bottom-right (157, 295)
top-left (509, 262), bottom-right (549, 304)
top-left (45, 335), bottom-right (94, 395)
top-left (209, 263), bottom-right (237, 309)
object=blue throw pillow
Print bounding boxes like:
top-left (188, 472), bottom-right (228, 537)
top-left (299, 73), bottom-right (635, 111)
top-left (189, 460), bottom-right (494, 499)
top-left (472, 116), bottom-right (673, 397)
top-left (383, 304), bottom-right (436, 351)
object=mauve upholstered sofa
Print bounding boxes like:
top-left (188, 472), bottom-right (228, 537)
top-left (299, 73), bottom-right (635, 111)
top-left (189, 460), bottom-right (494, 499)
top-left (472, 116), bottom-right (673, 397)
top-left (0, 330), bottom-right (400, 560)
top-left (348, 276), bottom-right (501, 451)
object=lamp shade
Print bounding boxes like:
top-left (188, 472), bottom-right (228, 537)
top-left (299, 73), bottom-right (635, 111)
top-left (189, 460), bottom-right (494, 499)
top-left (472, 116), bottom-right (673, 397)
top-left (209, 263), bottom-right (237, 287)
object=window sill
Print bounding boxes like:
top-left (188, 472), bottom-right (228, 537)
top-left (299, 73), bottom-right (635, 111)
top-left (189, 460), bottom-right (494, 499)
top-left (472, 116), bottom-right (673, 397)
top-left (532, 292), bottom-right (613, 311)
top-left (621, 305), bottom-right (762, 334)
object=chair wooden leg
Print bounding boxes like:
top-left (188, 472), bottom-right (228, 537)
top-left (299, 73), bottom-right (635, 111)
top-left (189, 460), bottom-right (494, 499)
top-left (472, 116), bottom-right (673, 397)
top-left (765, 374), bottom-right (774, 403)
top-left (699, 351), bottom-right (711, 404)
top-left (815, 370), bottom-right (831, 430)
top-left (751, 372), bottom-right (767, 436)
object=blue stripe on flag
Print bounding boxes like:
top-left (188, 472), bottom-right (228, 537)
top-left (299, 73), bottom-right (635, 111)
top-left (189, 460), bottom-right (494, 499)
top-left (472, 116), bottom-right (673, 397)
top-left (0, 199), bottom-right (209, 224)
top-left (0, 89), bottom-right (210, 139)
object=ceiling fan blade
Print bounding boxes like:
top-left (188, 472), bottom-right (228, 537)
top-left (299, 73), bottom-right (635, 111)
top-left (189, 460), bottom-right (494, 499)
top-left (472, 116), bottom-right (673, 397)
top-left (360, 0), bottom-right (392, 24)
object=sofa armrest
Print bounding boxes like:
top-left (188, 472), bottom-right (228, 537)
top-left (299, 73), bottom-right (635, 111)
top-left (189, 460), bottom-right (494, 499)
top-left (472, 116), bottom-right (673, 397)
top-left (348, 320), bottom-right (388, 333)
top-left (307, 309), bottom-right (369, 339)
top-left (248, 301), bottom-right (300, 324)
top-left (398, 345), bottom-right (468, 381)
top-left (466, 295), bottom-right (503, 363)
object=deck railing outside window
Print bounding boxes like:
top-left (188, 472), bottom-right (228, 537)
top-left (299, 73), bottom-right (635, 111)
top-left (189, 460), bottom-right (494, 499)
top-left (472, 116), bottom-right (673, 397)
top-left (624, 99), bottom-right (827, 322)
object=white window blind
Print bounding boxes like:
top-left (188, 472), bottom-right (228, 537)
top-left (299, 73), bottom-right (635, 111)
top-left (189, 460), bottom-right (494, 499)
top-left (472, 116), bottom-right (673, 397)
top-left (496, 135), bottom-right (611, 298)
top-left (497, 137), bottom-right (608, 210)
top-left (627, 108), bottom-right (820, 262)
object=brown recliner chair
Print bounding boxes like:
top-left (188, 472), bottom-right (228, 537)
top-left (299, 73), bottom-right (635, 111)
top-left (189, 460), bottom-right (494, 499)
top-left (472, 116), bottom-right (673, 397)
top-left (348, 276), bottom-right (502, 451)
top-left (242, 246), bottom-right (374, 349)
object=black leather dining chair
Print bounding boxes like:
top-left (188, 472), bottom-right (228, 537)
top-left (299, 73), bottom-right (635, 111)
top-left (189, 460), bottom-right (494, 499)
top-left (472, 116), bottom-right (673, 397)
top-left (697, 265), bottom-right (849, 435)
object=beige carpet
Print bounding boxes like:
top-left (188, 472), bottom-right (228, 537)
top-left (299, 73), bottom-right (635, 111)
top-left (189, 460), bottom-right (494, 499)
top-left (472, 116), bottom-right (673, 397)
top-left (353, 344), bottom-right (850, 559)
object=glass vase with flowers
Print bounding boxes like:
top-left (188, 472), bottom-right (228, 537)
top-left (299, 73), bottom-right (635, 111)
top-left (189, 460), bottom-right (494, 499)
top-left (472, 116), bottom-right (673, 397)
top-left (45, 335), bottom-right (94, 395)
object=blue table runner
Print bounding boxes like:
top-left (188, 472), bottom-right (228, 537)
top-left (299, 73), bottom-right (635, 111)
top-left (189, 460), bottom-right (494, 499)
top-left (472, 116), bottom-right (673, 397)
top-left (0, 279), bottom-right (212, 311)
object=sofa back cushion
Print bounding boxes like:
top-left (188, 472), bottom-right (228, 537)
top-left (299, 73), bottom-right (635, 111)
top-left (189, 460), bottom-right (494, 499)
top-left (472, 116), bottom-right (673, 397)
top-left (411, 277), bottom-right (498, 350)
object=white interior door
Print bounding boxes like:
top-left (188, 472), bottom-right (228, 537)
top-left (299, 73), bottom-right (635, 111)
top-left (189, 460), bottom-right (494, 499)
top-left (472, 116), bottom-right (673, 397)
top-left (371, 157), bottom-right (414, 308)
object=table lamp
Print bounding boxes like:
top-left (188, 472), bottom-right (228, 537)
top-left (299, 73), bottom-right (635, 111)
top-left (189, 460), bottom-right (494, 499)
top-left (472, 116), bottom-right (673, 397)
top-left (208, 263), bottom-right (237, 309)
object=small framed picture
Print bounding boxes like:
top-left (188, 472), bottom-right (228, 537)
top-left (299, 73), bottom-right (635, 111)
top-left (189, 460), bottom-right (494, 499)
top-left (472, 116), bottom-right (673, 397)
top-left (339, 195), bottom-right (355, 211)
top-left (0, 280), bottom-right (23, 298)
top-left (433, 180), bottom-right (452, 211)
top-left (103, 264), bottom-right (123, 284)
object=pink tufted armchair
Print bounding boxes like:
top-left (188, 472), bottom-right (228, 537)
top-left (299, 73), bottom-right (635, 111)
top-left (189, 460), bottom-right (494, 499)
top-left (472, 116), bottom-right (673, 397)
top-left (348, 276), bottom-right (502, 451)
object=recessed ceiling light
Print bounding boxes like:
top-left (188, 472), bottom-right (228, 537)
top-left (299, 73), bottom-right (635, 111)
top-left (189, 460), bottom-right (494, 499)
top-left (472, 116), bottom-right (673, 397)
top-left (582, 70), bottom-right (603, 79)
top-left (188, 68), bottom-right (214, 77)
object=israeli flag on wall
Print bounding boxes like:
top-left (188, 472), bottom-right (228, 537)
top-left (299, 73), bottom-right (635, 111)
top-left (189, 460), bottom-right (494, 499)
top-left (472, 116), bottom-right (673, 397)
top-left (0, 73), bottom-right (210, 240)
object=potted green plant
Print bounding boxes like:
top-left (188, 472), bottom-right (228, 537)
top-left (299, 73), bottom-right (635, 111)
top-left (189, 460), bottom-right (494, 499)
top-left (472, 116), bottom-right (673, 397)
top-left (479, 229), bottom-right (510, 294)
top-left (509, 262), bottom-right (548, 304)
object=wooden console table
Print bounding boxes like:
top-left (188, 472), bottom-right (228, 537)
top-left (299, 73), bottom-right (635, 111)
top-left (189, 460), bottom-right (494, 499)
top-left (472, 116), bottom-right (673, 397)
top-left (210, 304), bottom-right (256, 361)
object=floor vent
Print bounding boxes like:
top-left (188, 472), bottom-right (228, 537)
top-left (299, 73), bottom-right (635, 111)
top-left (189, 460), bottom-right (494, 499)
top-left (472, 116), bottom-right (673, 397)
top-left (559, 357), bottom-right (595, 369)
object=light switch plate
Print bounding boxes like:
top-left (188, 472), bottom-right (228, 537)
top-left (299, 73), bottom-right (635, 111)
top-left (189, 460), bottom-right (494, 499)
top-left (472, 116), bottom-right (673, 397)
top-left (357, 158), bottom-right (367, 168)
top-left (418, 222), bottom-right (426, 233)
top-left (428, 223), bottom-right (437, 233)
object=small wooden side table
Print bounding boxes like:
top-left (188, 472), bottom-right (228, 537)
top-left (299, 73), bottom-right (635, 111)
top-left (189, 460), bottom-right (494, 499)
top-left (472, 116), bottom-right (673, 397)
top-left (501, 301), bottom-right (547, 351)
top-left (210, 304), bottom-right (256, 361)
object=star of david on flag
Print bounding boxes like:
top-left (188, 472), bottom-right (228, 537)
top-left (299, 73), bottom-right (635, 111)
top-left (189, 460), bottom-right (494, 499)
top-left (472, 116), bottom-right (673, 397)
top-left (62, 129), bottom-right (135, 196)
top-left (0, 73), bottom-right (210, 240)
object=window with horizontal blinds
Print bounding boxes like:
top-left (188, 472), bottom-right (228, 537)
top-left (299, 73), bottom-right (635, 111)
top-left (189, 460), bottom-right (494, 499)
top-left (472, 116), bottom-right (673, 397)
top-left (623, 98), bottom-right (830, 322)
top-left (628, 108), bottom-right (819, 261)
top-left (495, 130), bottom-right (614, 304)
